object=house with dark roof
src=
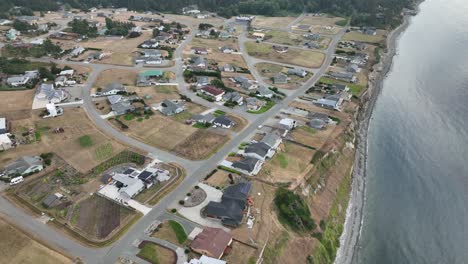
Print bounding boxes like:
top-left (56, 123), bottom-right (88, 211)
top-left (213, 116), bottom-right (235, 129)
top-left (288, 68), bottom-right (308, 77)
top-left (191, 56), bottom-right (207, 69)
top-left (222, 92), bottom-right (244, 105)
top-left (140, 39), bottom-right (159, 48)
top-left (200, 86), bottom-right (225, 101)
top-left (314, 96), bottom-right (343, 110)
top-left (159, 99), bottom-right (185, 116)
top-left (327, 72), bottom-right (357, 83)
top-left (196, 76), bottom-right (210, 87)
top-left (111, 101), bottom-right (135, 115)
top-left (244, 142), bottom-right (272, 160)
top-left (42, 193), bottom-right (63, 208)
top-left (193, 47), bottom-right (208, 55)
top-left (231, 157), bottom-right (263, 176)
top-left (2, 156), bottom-right (43, 177)
top-left (190, 227), bottom-right (233, 259)
top-left (256, 86), bottom-right (274, 98)
top-left (204, 182), bottom-right (252, 227)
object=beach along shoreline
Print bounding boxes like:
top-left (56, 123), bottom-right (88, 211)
top-left (333, 6), bottom-right (421, 264)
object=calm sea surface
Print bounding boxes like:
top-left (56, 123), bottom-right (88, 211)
top-left (355, 0), bottom-right (468, 263)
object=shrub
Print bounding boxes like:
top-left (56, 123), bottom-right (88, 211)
top-left (179, 200), bottom-right (185, 205)
top-left (171, 208), bottom-right (177, 213)
top-left (274, 188), bottom-right (316, 232)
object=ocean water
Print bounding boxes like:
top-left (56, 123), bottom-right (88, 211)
top-left (355, 0), bottom-right (468, 263)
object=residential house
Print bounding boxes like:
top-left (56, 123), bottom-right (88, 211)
top-left (112, 173), bottom-right (145, 200)
top-left (191, 56), bottom-right (207, 69)
top-left (200, 86), bottom-right (225, 101)
top-left (218, 31), bottom-right (231, 40)
top-left (355, 42), bottom-right (366, 51)
top-left (0, 134), bottom-right (12, 151)
top-left (220, 46), bottom-right (234, 54)
top-left (190, 227), bottom-right (233, 259)
top-left (0, 118), bottom-right (8, 134)
top-left (131, 26), bottom-right (141, 33)
top-left (257, 86), bottom-right (274, 98)
top-left (346, 63), bottom-right (361, 73)
top-left (0, 19), bottom-right (12, 26)
top-left (16, 16), bottom-right (39, 25)
top-left (59, 69), bottom-right (74, 76)
top-left (363, 27), bottom-right (377, 35)
top-left (261, 131), bottom-right (282, 149)
top-left (252, 32), bottom-right (265, 40)
top-left (191, 113), bottom-right (215, 124)
top-left (241, 80), bottom-right (257, 90)
top-left (303, 33), bottom-right (321, 41)
top-left (193, 47), bottom-right (208, 55)
top-left (107, 95), bottom-right (123, 105)
top-left (274, 73), bottom-right (288, 84)
top-left (231, 157), bottom-right (263, 176)
top-left (111, 101), bottom-right (135, 115)
top-left (137, 167), bottom-right (167, 188)
top-left (196, 76), bottom-right (210, 87)
top-left (141, 49), bottom-right (162, 58)
top-left (327, 72), bottom-right (357, 83)
top-left (102, 82), bottom-right (126, 96)
top-left (288, 68), bottom-right (308, 77)
top-left (185, 255), bottom-right (226, 264)
top-left (36, 84), bottom-right (68, 103)
top-left (222, 64), bottom-right (234, 72)
top-left (244, 142), bottom-right (272, 160)
top-left (232, 76), bottom-right (248, 84)
top-left (7, 75), bottom-right (30, 87)
top-left (37, 24), bottom-right (48, 32)
top-left (141, 40), bottom-right (159, 48)
top-left (305, 42), bottom-right (320, 49)
top-left (159, 99), bottom-right (185, 116)
top-left (137, 70), bottom-right (164, 86)
top-left (88, 51), bottom-right (104, 61)
top-left (213, 116), bottom-right (235, 129)
top-left (246, 97), bottom-right (265, 112)
top-left (2, 156), bottom-right (43, 177)
top-left (272, 45), bottom-right (288, 53)
top-left (42, 193), bottom-right (63, 208)
top-left (313, 96), bottom-right (343, 110)
top-left (204, 182), bottom-right (252, 227)
top-left (54, 76), bottom-right (68, 87)
top-left (30, 38), bottom-right (44, 45)
top-left (331, 84), bottom-right (349, 92)
top-left (279, 118), bottom-right (297, 130)
top-left (222, 92), bottom-right (244, 105)
top-left (6, 29), bottom-right (19, 41)
top-left (308, 112), bottom-right (331, 124)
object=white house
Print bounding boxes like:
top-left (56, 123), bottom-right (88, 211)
top-left (0, 134), bottom-right (12, 151)
top-left (279, 118), bottom-right (297, 130)
top-left (102, 83), bottom-right (126, 96)
top-left (59, 69), bottom-right (74, 76)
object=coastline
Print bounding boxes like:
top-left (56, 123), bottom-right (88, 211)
top-left (334, 6), bottom-right (420, 264)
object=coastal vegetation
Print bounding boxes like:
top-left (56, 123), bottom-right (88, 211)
top-left (274, 188), bottom-right (316, 232)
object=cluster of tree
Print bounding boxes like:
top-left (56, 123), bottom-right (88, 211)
top-left (105, 17), bottom-right (135, 36)
top-left (3, 39), bottom-right (62, 58)
top-left (0, 58), bottom-right (40, 74)
top-left (69, 19), bottom-right (98, 37)
top-left (274, 188), bottom-right (316, 232)
top-left (0, 0), bottom-right (58, 18)
top-left (12, 20), bottom-right (37, 32)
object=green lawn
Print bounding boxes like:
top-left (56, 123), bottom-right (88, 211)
top-left (319, 77), bottom-right (365, 96)
top-left (78, 135), bottom-right (93, 147)
top-left (213, 110), bottom-right (226, 117)
top-left (138, 243), bottom-right (160, 264)
top-left (168, 220), bottom-right (187, 244)
top-left (277, 153), bottom-right (288, 168)
top-left (300, 126), bottom-right (317, 134)
top-left (154, 86), bottom-right (174, 94)
top-left (247, 100), bottom-right (275, 114)
top-left (193, 123), bottom-right (210, 129)
top-left (95, 143), bottom-right (114, 161)
top-left (123, 113), bottom-right (135, 121)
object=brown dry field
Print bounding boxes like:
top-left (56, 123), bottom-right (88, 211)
top-left (0, 217), bottom-right (72, 264)
top-left (139, 242), bottom-right (177, 264)
top-left (151, 221), bottom-right (182, 246)
top-left (173, 129), bottom-right (229, 160)
top-left (203, 169), bottom-right (231, 188)
top-left (251, 16), bottom-right (297, 29)
top-left (225, 241), bottom-right (257, 264)
top-left (299, 15), bottom-right (344, 26)
top-left (343, 29), bottom-right (387, 43)
top-left (0, 108), bottom-right (125, 173)
top-left (227, 114), bottom-right (248, 132)
top-left (0, 90), bottom-right (35, 120)
top-left (257, 142), bottom-right (315, 183)
top-left (127, 85), bottom-right (179, 105)
top-left (291, 126), bottom-right (336, 150)
top-left (185, 38), bottom-right (248, 69)
top-left (95, 68), bottom-right (139, 87)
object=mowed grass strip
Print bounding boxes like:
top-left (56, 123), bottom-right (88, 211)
top-left (139, 243), bottom-right (160, 264)
top-left (245, 42), bottom-right (324, 68)
top-left (168, 220), bottom-right (187, 244)
top-left (95, 143), bottom-right (114, 161)
top-left (78, 135), bottom-right (93, 147)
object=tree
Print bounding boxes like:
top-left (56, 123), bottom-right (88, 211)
top-left (39, 67), bottom-right (54, 80)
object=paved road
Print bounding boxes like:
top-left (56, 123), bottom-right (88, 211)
top-left (0, 14), bottom-right (347, 264)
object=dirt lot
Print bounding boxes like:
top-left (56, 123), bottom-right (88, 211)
top-left (0, 217), bottom-right (72, 264)
top-left (173, 129), bottom-right (230, 160)
top-left (127, 85), bottom-right (180, 105)
top-left (343, 30), bottom-right (387, 43)
top-left (71, 195), bottom-right (133, 240)
top-left (251, 16), bottom-right (297, 29)
top-left (257, 142), bottom-right (315, 184)
top-left (255, 62), bottom-right (312, 90)
top-left (151, 221), bottom-right (182, 246)
top-left (95, 68), bottom-right (139, 88)
top-left (263, 30), bottom-right (331, 49)
top-left (245, 42), bottom-right (324, 68)
top-left (0, 90), bottom-right (35, 120)
top-left (138, 241), bottom-right (177, 264)
top-left (0, 108), bottom-right (125, 173)
top-left (291, 126), bottom-right (336, 150)
top-left (203, 169), bottom-right (232, 188)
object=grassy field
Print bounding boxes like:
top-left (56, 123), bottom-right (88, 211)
top-left (342, 30), bottom-right (387, 43)
top-left (95, 143), bottom-right (114, 161)
top-left (251, 16), bottom-right (297, 29)
top-left (0, 218), bottom-right (72, 264)
top-left (138, 242), bottom-right (176, 264)
top-left (264, 30), bottom-right (304, 46)
top-left (95, 68), bottom-right (138, 88)
top-left (78, 135), bottom-right (93, 147)
top-left (168, 220), bottom-right (187, 244)
top-left (245, 42), bottom-right (324, 68)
